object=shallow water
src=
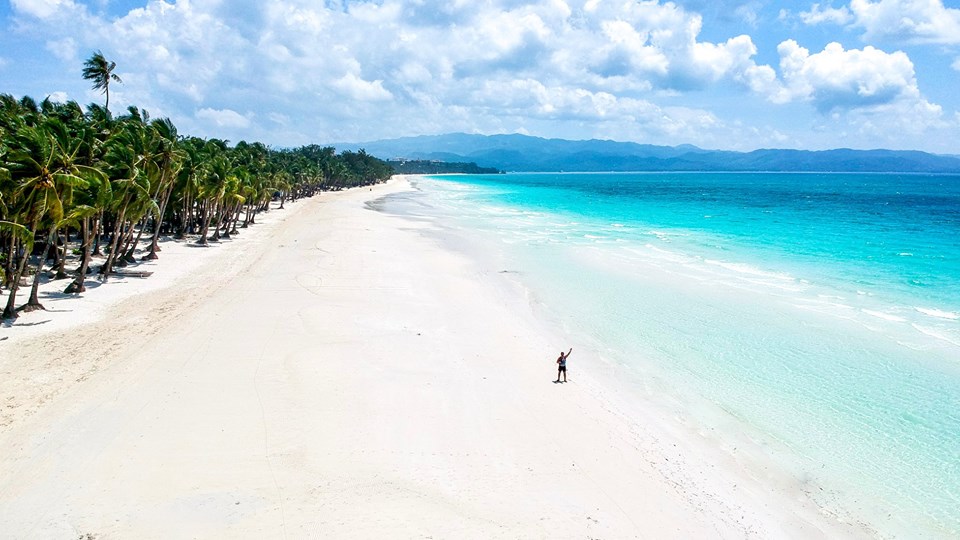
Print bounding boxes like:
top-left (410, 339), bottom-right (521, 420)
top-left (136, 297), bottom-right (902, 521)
top-left (381, 172), bottom-right (960, 537)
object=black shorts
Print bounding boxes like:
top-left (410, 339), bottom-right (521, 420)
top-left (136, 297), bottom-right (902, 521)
top-left (558, 365), bottom-right (566, 372)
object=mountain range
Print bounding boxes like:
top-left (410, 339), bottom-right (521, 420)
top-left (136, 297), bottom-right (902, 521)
top-left (334, 133), bottom-right (960, 173)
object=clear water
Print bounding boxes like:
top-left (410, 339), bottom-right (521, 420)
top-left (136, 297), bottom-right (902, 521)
top-left (381, 172), bottom-right (960, 537)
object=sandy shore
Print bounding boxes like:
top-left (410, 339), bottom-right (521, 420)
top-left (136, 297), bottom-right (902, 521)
top-left (0, 178), bottom-right (860, 538)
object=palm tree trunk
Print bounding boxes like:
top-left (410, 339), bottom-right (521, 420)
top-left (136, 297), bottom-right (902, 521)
top-left (102, 201), bottom-right (129, 279)
top-left (230, 204), bottom-right (242, 234)
top-left (92, 211), bottom-right (104, 256)
top-left (211, 203), bottom-right (225, 241)
top-left (54, 227), bottom-right (69, 280)
top-left (0, 239), bottom-right (30, 319)
top-left (66, 217), bottom-right (94, 294)
top-left (147, 183), bottom-right (174, 258)
top-left (115, 217), bottom-right (139, 267)
top-left (23, 226), bottom-right (57, 311)
top-left (176, 195), bottom-right (189, 238)
top-left (124, 217), bottom-right (148, 262)
top-left (2, 243), bottom-right (30, 319)
top-left (3, 234), bottom-right (15, 288)
top-left (197, 199), bottom-right (214, 245)
top-left (242, 202), bottom-right (252, 228)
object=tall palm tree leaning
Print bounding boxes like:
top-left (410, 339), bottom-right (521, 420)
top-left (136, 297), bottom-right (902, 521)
top-left (82, 51), bottom-right (122, 115)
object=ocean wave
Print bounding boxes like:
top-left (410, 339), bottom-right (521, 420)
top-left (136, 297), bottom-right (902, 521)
top-left (646, 229), bottom-right (688, 241)
top-left (629, 245), bottom-right (697, 265)
top-left (861, 309), bottom-right (907, 322)
top-left (915, 307), bottom-right (960, 320)
top-left (911, 324), bottom-right (960, 347)
top-left (703, 259), bottom-right (795, 282)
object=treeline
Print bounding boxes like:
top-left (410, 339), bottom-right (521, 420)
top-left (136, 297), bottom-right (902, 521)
top-left (387, 159), bottom-right (501, 175)
top-left (0, 94), bottom-right (393, 320)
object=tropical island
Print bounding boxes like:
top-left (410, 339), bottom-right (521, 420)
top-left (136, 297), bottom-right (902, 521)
top-left (0, 52), bottom-right (393, 321)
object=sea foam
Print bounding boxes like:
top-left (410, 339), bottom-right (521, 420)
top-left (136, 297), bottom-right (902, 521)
top-left (915, 307), bottom-right (960, 320)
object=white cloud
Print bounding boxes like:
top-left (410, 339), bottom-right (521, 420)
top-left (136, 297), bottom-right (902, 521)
top-left (856, 93), bottom-right (945, 134)
top-left (45, 37), bottom-right (77, 62)
top-left (735, 2), bottom-right (763, 28)
top-left (196, 108), bottom-right (252, 129)
top-left (331, 73), bottom-right (393, 102)
top-left (953, 58), bottom-right (960, 71)
top-left (740, 38), bottom-right (953, 149)
top-left (849, 0), bottom-right (960, 43)
top-left (801, 0), bottom-right (960, 44)
top-left (799, 3), bottom-right (853, 25)
top-left (10, 0), bottom-right (81, 19)
top-left (768, 41), bottom-right (922, 113)
top-left (9, 0), bottom-right (954, 151)
top-left (46, 91), bottom-right (69, 103)
top-left (268, 112), bottom-right (290, 126)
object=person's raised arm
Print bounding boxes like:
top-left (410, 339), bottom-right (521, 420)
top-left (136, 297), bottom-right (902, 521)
top-left (567, 347), bottom-right (573, 357)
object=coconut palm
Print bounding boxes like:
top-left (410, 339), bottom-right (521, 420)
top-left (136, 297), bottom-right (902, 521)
top-left (1, 118), bottom-right (102, 316)
top-left (98, 112), bottom-right (150, 278)
top-left (2, 75), bottom-right (397, 319)
top-left (82, 51), bottom-right (122, 115)
top-left (63, 169), bottom-right (110, 294)
top-left (141, 118), bottom-right (183, 259)
top-left (196, 151), bottom-right (232, 245)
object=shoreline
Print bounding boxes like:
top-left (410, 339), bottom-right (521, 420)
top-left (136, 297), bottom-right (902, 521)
top-left (0, 192), bottom-right (322, 432)
top-left (0, 177), bottom-right (865, 537)
top-left (379, 178), bottom-right (877, 537)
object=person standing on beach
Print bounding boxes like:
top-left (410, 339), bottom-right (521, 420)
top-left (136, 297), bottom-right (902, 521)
top-left (556, 348), bottom-right (572, 383)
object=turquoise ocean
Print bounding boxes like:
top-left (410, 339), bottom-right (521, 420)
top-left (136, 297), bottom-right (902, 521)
top-left (380, 172), bottom-right (960, 536)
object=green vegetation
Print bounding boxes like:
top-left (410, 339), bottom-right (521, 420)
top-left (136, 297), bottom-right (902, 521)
top-left (0, 52), bottom-right (393, 320)
top-left (386, 159), bottom-right (501, 175)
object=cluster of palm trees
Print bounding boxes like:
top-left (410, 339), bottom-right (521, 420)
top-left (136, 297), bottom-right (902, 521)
top-left (0, 52), bottom-right (393, 320)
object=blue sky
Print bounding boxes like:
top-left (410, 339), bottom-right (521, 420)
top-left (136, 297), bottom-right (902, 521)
top-left (1, 0), bottom-right (959, 153)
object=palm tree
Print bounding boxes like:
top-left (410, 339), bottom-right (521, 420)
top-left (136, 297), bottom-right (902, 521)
top-left (98, 113), bottom-right (151, 278)
top-left (82, 51), bottom-right (122, 115)
top-left (196, 152), bottom-right (231, 245)
top-left (143, 118), bottom-right (183, 259)
top-left (2, 75), bottom-right (398, 319)
top-left (1, 119), bottom-right (100, 316)
top-left (63, 170), bottom-right (110, 294)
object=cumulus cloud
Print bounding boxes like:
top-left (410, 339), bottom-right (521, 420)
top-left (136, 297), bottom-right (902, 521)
top-left (46, 91), bottom-right (69, 103)
top-left (331, 73), bottom-right (393, 102)
top-left (10, 0), bottom-right (82, 19)
top-left (24, 0), bottom-right (774, 144)
top-left (799, 3), bottom-right (853, 25)
top-left (800, 0), bottom-right (960, 44)
top-left (45, 37), bottom-right (77, 62)
top-left (851, 0), bottom-right (960, 43)
top-left (8, 0), bottom-right (953, 150)
top-left (196, 108), bottom-right (252, 129)
top-left (769, 41), bottom-right (923, 113)
top-left (571, 1), bottom-right (767, 91)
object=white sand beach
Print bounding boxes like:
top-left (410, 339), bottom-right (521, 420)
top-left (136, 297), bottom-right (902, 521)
top-left (0, 178), bottom-right (864, 538)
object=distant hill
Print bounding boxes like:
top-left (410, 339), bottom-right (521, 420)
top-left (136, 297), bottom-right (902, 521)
top-left (334, 133), bottom-right (960, 173)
